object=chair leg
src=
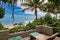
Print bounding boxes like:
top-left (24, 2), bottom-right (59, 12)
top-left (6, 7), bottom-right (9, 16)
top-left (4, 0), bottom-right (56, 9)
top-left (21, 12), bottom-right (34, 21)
top-left (30, 36), bottom-right (36, 40)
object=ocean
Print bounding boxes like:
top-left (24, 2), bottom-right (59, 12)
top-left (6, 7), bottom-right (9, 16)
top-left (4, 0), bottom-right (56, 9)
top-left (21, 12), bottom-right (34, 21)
top-left (0, 2), bottom-right (56, 25)
top-left (0, 2), bottom-right (36, 25)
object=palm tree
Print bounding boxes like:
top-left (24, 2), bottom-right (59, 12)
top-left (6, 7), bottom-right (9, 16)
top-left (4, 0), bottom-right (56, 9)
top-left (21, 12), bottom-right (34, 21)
top-left (39, 0), bottom-right (60, 27)
top-left (48, 0), bottom-right (60, 19)
top-left (21, 0), bottom-right (44, 25)
top-left (11, 0), bottom-right (17, 22)
top-left (2, 0), bottom-right (17, 22)
top-left (40, 0), bottom-right (60, 19)
top-left (0, 7), bottom-right (5, 18)
top-left (0, 0), bottom-right (3, 6)
top-left (0, 0), bottom-right (1, 5)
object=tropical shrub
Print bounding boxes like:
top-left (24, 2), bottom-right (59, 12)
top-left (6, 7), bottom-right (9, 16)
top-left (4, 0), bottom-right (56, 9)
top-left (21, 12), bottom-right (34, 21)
top-left (33, 17), bottom-right (46, 25)
top-left (54, 19), bottom-right (60, 34)
top-left (44, 13), bottom-right (53, 26)
top-left (25, 22), bottom-right (35, 30)
top-left (10, 22), bottom-right (36, 33)
top-left (57, 19), bottom-right (60, 27)
top-left (9, 13), bottom-right (60, 33)
top-left (10, 25), bottom-right (25, 33)
top-left (38, 17), bottom-right (46, 25)
top-left (0, 23), bottom-right (4, 30)
top-left (50, 17), bottom-right (57, 27)
top-left (0, 23), bottom-right (8, 30)
top-left (32, 13), bottom-right (58, 27)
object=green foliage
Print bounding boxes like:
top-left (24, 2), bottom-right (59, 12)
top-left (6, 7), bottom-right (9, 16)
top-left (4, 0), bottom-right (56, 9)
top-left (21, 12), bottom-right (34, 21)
top-left (42, 0), bottom-right (60, 18)
top-left (33, 19), bottom-right (38, 25)
top-left (57, 19), bottom-right (60, 27)
top-left (44, 13), bottom-right (53, 26)
top-left (3, 28), bottom-right (8, 30)
top-left (0, 7), bottom-right (5, 18)
top-left (48, 0), bottom-right (60, 6)
top-left (44, 13), bottom-right (52, 21)
top-left (2, 0), bottom-right (12, 3)
top-left (33, 17), bottom-right (45, 25)
top-left (9, 13), bottom-right (60, 33)
top-left (32, 13), bottom-right (60, 35)
top-left (21, 0), bottom-right (44, 25)
top-left (0, 23), bottom-right (8, 30)
top-left (10, 26), bottom-right (25, 33)
top-left (32, 13), bottom-right (58, 27)
top-left (50, 17), bottom-right (57, 27)
top-left (53, 19), bottom-right (60, 36)
top-left (25, 22), bottom-right (35, 30)
top-left (0, 23), bottom-right (4, 30)
top-left (2, 0), bottom-right (7, 3)
top-left (10, 22), bottom-right (36, 33)
top-left (2, 0), bottom-right (17, 3)
top-left (39, 17), bottom-right (46, 25)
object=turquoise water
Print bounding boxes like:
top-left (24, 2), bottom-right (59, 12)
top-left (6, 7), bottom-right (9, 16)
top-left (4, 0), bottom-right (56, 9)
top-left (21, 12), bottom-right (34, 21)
top-left (0, 2), bottom-right (35, 25)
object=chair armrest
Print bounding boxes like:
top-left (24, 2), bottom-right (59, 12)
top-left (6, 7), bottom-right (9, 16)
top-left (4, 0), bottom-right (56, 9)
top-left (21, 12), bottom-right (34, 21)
top-left (46, 32), bottom-right (59, 40)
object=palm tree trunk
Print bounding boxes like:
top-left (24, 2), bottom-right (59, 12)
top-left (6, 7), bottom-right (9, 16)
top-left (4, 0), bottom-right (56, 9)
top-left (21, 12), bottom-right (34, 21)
top-left (56, 14), bottom-right (58, 27)
top-left (35, 8), bottom-right (38, 25)
top-left (56, 14), bottom-right (57, 19)
top-left (12, 0), bottom-right (14, 23)
top-left (0, 0), bottom-right (1, 4)
top-left (0, 0), bottom-right (1, 6)
top-left (0, 0), bottom-right (3, 7)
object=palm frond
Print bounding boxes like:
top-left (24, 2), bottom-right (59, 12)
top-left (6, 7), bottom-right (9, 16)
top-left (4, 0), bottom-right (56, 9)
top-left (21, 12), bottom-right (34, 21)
top-left (22, 8), bottom-right (30, 11)
top-left (21, 2), bottom-right (34, 8)
top-left (39, 0), bottom-right (44, 4)
top-left (21, 3), bottom-right (30, 6)
top-left (31, 6), bottom-right (35, 11)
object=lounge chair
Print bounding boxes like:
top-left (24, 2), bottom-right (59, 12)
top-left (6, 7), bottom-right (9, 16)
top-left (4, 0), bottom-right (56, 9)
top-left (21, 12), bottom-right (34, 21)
top-left (29, 32), bottom-right (41, 40)
top-left (46, 32), bottom-right (59, 40)
top-left (30, 32), bottom-right (59, 40)
top-left (9, 36), bottom-right (23, 40)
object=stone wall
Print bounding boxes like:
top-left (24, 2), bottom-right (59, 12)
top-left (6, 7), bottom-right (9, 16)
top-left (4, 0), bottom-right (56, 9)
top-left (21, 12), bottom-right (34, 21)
top-left (0, 30), bottom-right (9, 40)
top-left (0, 26), bottom-right (53, 40)
top-left (9, 29), bottom-right (37, 38)
top-left (36, 25), bottom-right (53, 35)
top-left (9, 25), bottom-right (53, 38)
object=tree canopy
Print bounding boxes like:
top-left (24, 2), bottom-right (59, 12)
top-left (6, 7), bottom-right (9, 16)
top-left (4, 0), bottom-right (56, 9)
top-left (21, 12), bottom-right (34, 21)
top-left (21, 0), bottom-right (44, 24)
top-left (0, 7), bottom-right (5, 18)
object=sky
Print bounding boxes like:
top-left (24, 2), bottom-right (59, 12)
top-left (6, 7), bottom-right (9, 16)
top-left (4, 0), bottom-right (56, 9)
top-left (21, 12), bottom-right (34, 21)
top-left (16, 0), bottom-right (48, 15)
top-left (16, 0), bottom-right (54, 16)
top-left (0, 0), bottom-right (59, 18)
